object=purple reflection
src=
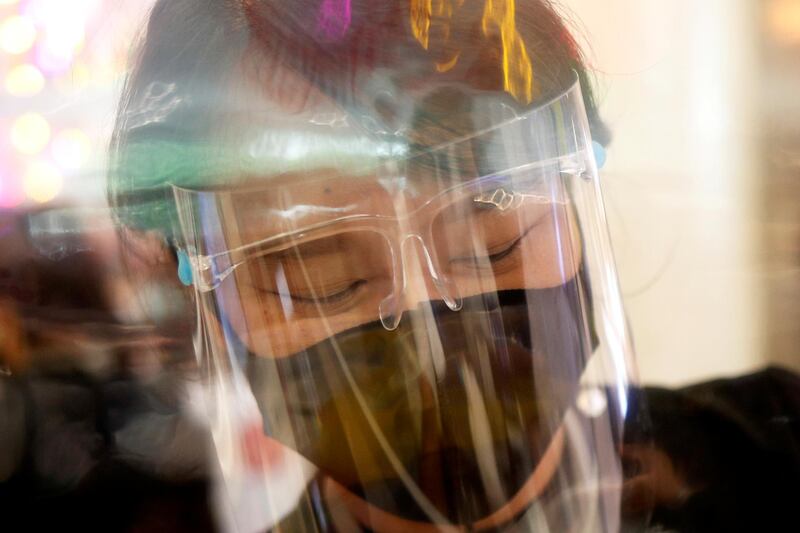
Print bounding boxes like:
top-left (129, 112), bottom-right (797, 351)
top-left (316, 0), bottom-right (351, 41)
top-left (35, 43), bottom-right (74, 76)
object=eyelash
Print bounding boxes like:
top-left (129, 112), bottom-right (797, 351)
top-left (261, 230), bottom-right (528, 308)
top-left (273, 279), bottom-right (367, 308)
top-left (449, 236), bottom-right (524, 271)
top-left (486, 238), bottom-right (522, 263)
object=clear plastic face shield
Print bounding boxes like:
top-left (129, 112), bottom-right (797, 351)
top-left (173, 75), bottom-right (646, 532)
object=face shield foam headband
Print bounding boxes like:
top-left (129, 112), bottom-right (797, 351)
top-left (172, 73), bottom-right (642, 531)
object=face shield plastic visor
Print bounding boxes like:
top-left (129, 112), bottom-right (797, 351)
top-left (173, 76), bottom-right (641, 531)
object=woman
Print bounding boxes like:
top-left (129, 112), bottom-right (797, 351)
top-left (109, 1), bottom-right (647, 531)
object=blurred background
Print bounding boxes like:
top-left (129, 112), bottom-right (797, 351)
top-left (566, 0), bottom-right (800, 384)
top-left (0, 3), bottom-right (210, 529)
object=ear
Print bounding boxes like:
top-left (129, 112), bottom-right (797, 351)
top-left (119, 227), bottom-right (176, 272)
top-left (116, 227), bottom-right (194, 340)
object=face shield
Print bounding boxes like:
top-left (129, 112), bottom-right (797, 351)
top-left (172, 74), bottom-right (645, 532)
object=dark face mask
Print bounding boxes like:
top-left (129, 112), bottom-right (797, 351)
top-left (246, 278), bottom-right (594, 525)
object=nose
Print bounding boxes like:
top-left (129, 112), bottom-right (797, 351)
top-left (378, 234), bottom-right (462, 330)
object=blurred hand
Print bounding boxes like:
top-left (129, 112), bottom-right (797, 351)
top-left (622, 443), bottom-right (693, 515)
top-left (0, 299), bottom-right (28, 372)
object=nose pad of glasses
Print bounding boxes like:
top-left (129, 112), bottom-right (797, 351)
top-left (433, 275), bottom-right (462, 312)
top-left (379, 293), bottom-right (402, 331)
top-left (377, 237), bottom-right (463, 331)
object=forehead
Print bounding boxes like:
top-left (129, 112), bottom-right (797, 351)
top-left (220, 62), bottom-right (481, 185)
top-left (202, 58), bottom-right (525, 244)
top-left (226, 168), bottom-right (458, 244)
top-left (222, 59), bottom-right (399, 185)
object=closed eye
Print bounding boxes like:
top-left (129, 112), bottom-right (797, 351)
top-left (272, 279), bottom-right (367, 306)
top-left (449, 236), bottom-right (523, 268)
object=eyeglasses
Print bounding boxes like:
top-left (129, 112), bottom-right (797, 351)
top-left (177, 157), bottom-right (582, 330)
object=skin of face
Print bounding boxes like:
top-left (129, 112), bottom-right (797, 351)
top-left (188, 59), bottom-right (587, 531)
top-left (216, 174), bottom-right (582, 358)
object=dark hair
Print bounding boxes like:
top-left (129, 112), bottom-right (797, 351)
top-left (109, 0), bottom-right (608, 236)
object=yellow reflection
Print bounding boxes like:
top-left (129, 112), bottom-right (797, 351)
top-left (52, 128), bottom-right (92, 170)
top-left (0, 16), bottom-right (37, 55)
top-left (768, 0), bottom-right (800, 45)
top-left (435, 51), bottom-right (461, 72)
top-left (71, 63), bottom-right (91, 90)
top-left (410, 0), bottom-right (432, 49)
top-left (5, 64), bottom-right (45, 97)
top-left (481, 0), bottom-right (534, 104)
top-left (410, 0), bottom-right (535, 103)
top-left (410, 0), bottom-right (461, 50)
top-left (23, 161), bottom-right (63, 204)
top-left (11, 113), bottom-right (51, 155)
